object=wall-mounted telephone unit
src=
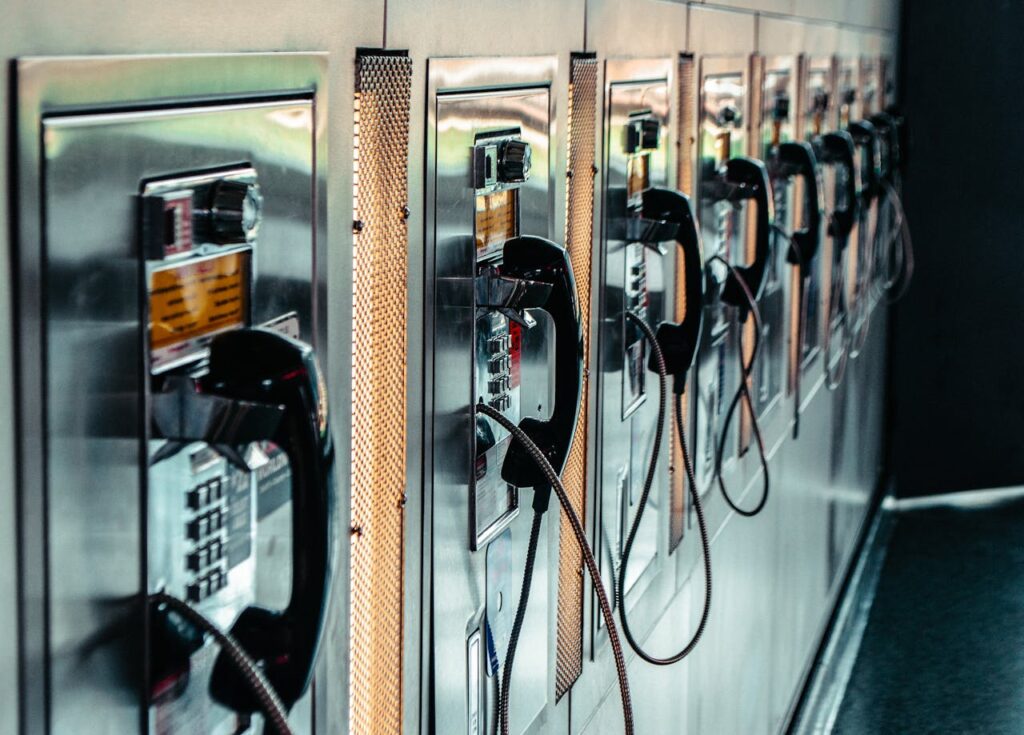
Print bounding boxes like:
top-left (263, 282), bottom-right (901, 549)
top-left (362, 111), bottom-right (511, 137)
top-left (796, 56), bottom-right (835, 373)
top-left (696, 59), bottom-right (773, 514)
top-left (756, 58), bottom-right (799, 427)
top-left (597, 66), bottom-right (674, 622)
top-left (17, 55), bottom-right (332, 735)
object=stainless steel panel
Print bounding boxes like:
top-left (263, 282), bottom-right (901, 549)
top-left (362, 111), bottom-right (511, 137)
top-left (595, 61), bottom-right (674, 642)
top-left (14, 54), bottom-right (329, 735)
top-left (753, 55), bottom-right (799, 449)
top-left (795, 54), bottom-right (835, 388)
top-left (694, 55), bottom-right (750, 502)
top-left (425, 57), bottom-right (558, 735)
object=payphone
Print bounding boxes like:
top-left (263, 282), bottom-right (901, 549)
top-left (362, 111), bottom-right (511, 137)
top-left (756, 55), bottom-right (822, 438)
top-left (846, 117), bottom-right (880, 357)
top-left (597, 59), bottom-right (711, 668)
top-left (794, 55), bottom-right (834, 412)
top-left (14, 55), bottom-right (333, 735)
top-left (869, 107), bottom-right (914, 301)
top-left (425, 58), bottom-right (631, 735)
top-left (696, 57), bottom-right (773, 516)
top-left (597, 65), bottom-right (674, 635)
top-left (822, 58), bottom-right (861, 389)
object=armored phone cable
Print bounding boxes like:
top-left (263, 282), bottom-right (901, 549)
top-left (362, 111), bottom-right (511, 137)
top-left (880, 179), bottom-right (915, 302)
top-left (476, 403), bottom-right (635, 735)
top-left (149, 591), bottom-right (294, 735)
top-left (708, 255), bottom-right (771, 518)
top-left (496, 489), bottom-right (547, 735)
top-left (617, 311), bottom-right (712, 666)
top-left (848, 215), bottom-right (874, 360)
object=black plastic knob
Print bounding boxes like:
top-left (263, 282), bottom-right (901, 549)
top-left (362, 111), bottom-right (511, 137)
top-left (497, 139), bottom-right (532, 183)
top-left (204, 179), bottom-right (263, 244)
top-left (717, 105), bottom-right (740, 127)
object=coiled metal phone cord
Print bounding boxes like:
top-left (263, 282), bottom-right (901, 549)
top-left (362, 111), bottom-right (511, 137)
top-left (850, 179), bottom-right (914, 357)
top-left (496, 499), bottom-right (545, 735)
top-left (848, 208), bottom-right (876, 360)
top-left (708, 255), bottom-right (771, 518)
top-left (477, 403), bottom-right (635, 735)
top-left (617, 311), bottom-right (712, 666)
top-left (149, 591), bottom-right (294, 735)
top-left (880, 179), bottom-right (915, 302)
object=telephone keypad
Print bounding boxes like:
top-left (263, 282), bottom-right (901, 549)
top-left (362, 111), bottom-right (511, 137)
top-left (622, 242), bottom-right (649, 418)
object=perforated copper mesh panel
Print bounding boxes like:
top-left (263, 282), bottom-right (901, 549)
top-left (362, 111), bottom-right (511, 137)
top-left (670, 54), bottom-right (697, 552)
top-left (350, 50), bottom-right (412, 735)
top-left (555, 53), bottom-right (597, 701)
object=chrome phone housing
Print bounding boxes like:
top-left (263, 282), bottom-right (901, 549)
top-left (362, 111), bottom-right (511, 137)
top-left (593, 56), bottom-right (676, 653)
top-left (425, 56), bottom-right (558, 735)
top-left (694, 55), bottom-right (751, 494)
top-left (13, 54), bottom-right (328, 735)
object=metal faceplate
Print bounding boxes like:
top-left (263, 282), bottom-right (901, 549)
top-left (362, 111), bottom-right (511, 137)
top-left (852, 58), bottom-right (880, 330)
top-left (695, 58), bottom-right (749, 494)
top-left (799, 58), bottom-right (834, 372)
top-left (828, 57), bottom-right (861, 363)
top-left (757, 57), bottom-right (797, 427)
top-left (38, 89), bottom-right (320, 734)
top-left (596, 66), bottom-right (672, 635)
top-left (427, 57), bottom-right (555, 735)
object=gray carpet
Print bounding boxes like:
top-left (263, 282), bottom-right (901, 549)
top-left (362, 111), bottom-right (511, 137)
top-left (833, 494), bottom-right (1024, 734)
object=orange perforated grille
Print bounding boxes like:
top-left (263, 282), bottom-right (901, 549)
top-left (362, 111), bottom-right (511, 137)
top-left (555, 53), bottom-right (597, 701)
top-left (350, 50), bottom-right (412, 735)
top-left (670, 54), bottom-right (697, 552)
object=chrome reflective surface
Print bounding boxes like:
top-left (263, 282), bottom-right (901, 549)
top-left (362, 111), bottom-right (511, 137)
top-left (755, 54), bottom-right (799, 449)
top-left (595, 59), bottom-right (674, 650)
top-left (14, 54), bottom-right (329, 735)
top-left (425, 56), bottom-right (558, 735)
top-left (694, 55), bottom-right (750, 499)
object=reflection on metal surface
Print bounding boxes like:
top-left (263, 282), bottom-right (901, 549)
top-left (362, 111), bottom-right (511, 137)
top-left (753, 55), bottom-right (798, 446)
top-left (797, 54), bottom-right (834, 379)
top-left (597, 60), bottom-right (672, 643)
top-left (350, 50), bottom-right (412, 735)
top-left (695, 56), bottom-right (749, 494)
top-left (555, 52), bottom-right (597, 701)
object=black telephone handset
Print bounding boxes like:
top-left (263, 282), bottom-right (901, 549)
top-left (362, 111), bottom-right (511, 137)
top-left (884, 105), bottom-right (908, 175)
top-left (498, 236), bottom-right (583, 487)
top-left (640, 187), bottom-right (705, 391)
top-left (848, 120), bottom-right (880, 207)
top-left (719, 157), bottom-right (773, 308)
top-left (200, 328), bottom-right (335, 713)
top-left (821, 131), bottom-right (857, 243)
top-left (777, 141), bottom-right (823, 266)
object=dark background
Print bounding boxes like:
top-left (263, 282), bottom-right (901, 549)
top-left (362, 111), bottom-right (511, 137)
top-left (891, 0), bottom-right (1024, 496)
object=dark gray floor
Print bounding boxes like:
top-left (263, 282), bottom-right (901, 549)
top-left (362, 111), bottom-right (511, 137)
top-left (832, 493), bottom-right (1024, 734)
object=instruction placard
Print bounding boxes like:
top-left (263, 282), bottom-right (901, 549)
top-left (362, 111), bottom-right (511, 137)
top-left (149, 250), bottom-right (250, 372)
